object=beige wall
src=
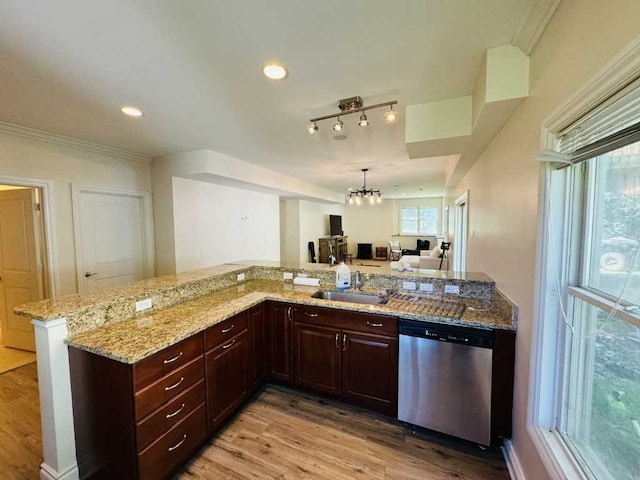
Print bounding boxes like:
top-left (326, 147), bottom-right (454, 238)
top-left (172, 177), bottom-right (280, 272)
top-left (452, 0), bottom-right (640, 477)
top-left (0, 133), bottom-right (152, 296)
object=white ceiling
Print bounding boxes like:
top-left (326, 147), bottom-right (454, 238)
top-left (0, 0), bottom-right (531, 198)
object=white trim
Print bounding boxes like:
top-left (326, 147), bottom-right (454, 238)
top-left (0, 175), bottom-right (60, 297)
top-left (71, 184), bottom-right (155, 292)
top-left (453, 191), bottom-right (469, 272)
top-left (32, 318), bottom-right (80, 480)
top-left (512, 0), bottom-right (563, 55)
top-left (543, 35), bottom-right (640, 134)
top-left (503, 439), bottom-right (527, 480)
top-left (0, 121), bottom-right (152, 164)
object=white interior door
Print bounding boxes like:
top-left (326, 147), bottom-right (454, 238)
top-left (0, 188), bottom-right (41, 351)
top-left (76, 190), bottom-right (148, 292)
top-left (454, 192), bottom-right (469, 272)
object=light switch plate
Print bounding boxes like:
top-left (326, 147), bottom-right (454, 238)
top-left (283, 272), bottom-right (293, 280)
top-left (402, 281), bottom-right (417, 291)
top-left (237, 273), bottom-right (245, 282)
top-left (135, 298), bottom-right (152, 312)
top-left (444, 284), bottom-right (460, 295)
top-left (419, 283), bottom-right (433, 292)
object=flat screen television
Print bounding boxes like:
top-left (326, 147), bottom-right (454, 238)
top-left (329, 215), bottom-right (342, 236)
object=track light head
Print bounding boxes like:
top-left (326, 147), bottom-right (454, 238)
top-left (358, 113), bottom-right (369, 127)
top-left (307, 122), bottom-right (318, 134)
top-left (332, 118), bottom-right (343, 132)
top-left (384, 106), bottom-right (399, 124)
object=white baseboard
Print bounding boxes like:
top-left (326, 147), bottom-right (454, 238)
top-left (503, 439), bottom-right (527, 480)
top-left (40, 461), bottom-right (79, 480)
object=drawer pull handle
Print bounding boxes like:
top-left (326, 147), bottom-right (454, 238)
top-left (222, 339), bottom-right (236, 349)
top-left (304, 312), bottom-right (318, 317)
top-left (366, 321), bottom-right (383, 327)
top-left (166, 403), bottom-right (186, 419)
top-left (168, 434), bottom-right (187, 452)
top-left (221, 324), bottom-right (235, 333)
top-left (335, 333), bottom-right (340, 349)
top-left (164, 377), bottom-right (184, 391)
top-left (163, 352), bottom-right (183, 364)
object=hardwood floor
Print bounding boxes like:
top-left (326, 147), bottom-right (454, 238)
top-left (177, 385), bottom-right (510, 480)
top-left (0, 363), bottom-right (42, 479)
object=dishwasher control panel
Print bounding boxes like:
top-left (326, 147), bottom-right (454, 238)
top-left (399, 319), bottom-right (493, 349)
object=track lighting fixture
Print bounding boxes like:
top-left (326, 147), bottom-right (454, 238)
top-left (347, 168), bottom-right (382, 205)
top-left (307, 96), bottom-right (398, 134)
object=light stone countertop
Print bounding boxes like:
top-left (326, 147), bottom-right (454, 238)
top-left (65, 279), bottom-right (516, 364)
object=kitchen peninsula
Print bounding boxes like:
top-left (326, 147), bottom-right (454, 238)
top-left (16, 261), bottom-right (517, 480)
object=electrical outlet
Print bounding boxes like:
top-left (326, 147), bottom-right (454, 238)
top-left (237, 273), bottom-right (245, 282)
top-left (444, 284), bottom-right (460, 295)
top-left (135, 298), bottom-right (152, 312)
top-left (283, 272), bottom-right (293, 280)
top-left (419, 283), bottom-right (433, 293)
top-left (402, 281), bottom-right (417, 291)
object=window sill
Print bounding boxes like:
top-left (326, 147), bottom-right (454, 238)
top-left (528, 425), bottom-right (591, 480)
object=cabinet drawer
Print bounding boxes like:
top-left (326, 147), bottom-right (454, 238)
top-left (293, 305), bottom-right (337, 326)
top-left (136, 380), bottom-right (205, 451)
top-left (204, 312), bottom-right (247, 350)
top-left (339, 312), bottom-right (397, 336)
top-left (137, 405), bottom-right (207, 480)
top-left (133, 335), bottom-right (203, 391)
top-left (135, 358), bottom-right (204, 420)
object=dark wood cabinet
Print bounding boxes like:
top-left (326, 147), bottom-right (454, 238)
top-left (267, 302), bottom-right (293, 382)
top-left (205, 329), bottom-right (248, 431)
top-left (292, 305), bottom-right (398, 415)
top-left (247, 303), bottom-right (266, 391)
top-left (294, 323), bottom-right (341, 395)
top-left (342, 331), bottom-right (398, 416)
top-left (318, 235), bottom-right (348, 263)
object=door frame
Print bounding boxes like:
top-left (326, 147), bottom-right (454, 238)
top-left (0, 175), bottom-right (58, 297)
top-left (453, 191), bottom-right (469, 272)
top-left (71, 184), bottom-right (155, 293)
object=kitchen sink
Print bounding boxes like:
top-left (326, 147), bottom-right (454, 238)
top-left (311, 290), bottom-right (389, 305)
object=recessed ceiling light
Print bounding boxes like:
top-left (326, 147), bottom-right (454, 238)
top-left (262, 63), bottom-right (288, 80)
top-left (120, 106), bottom-right (143, 117)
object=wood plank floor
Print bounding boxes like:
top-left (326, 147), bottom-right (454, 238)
top-left (0, 363), bottom-right (42, 479)
top-left (177, 385), bottom-right (510, 480)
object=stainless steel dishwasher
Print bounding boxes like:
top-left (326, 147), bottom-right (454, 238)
top-left (398, 319), bottom-right (494, 446)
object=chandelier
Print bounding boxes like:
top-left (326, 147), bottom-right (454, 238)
top-left (348, 168), bottom-right (382, 205)
top-left (307, 96), bottom-right (399, 134)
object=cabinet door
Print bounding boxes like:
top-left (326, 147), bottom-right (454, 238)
top-left (267, 303), bottom-right (293, 382)
top-left (205, 330), bottom-right (248, 431)
top-left (341, 331), bottom-right (398, 416)
top-left (247, 303), bottom-right (266, 391)
top-left (294, 323), bottom-right (341, 395)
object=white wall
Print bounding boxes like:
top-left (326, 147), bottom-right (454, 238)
top-left (173, 177), bottom-right (280, 272)
top-left (343, 197), bottom-right (443, 255)
top-left (0, 133), bottom-right (151, 295)
top-left (451, 0), bottom-right (640, 477)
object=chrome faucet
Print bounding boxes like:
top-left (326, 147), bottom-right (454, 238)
top-left (354, 270), bottom-right (370, 290)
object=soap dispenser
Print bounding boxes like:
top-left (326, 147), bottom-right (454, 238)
top-left (335, 262), bottom-right (351, 290)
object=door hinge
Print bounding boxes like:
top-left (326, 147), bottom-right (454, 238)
top-left (33, 203), bottom-right (41, 212)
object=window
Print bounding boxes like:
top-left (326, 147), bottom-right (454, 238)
top-left (542, 137), bottom-right (640, 479)
top-left (400, 207), bottom-right (438, 235)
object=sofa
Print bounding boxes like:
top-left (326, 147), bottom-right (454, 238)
top-left (398, 238), bottom-right (449, 270)
top-left (401, 236), bottom-right (437, 256)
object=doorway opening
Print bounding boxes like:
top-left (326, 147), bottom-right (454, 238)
top-left (453, 191), bottom-right (469, 272)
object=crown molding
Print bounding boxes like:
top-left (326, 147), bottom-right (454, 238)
top-left (0, 122), bottom-right (152, 164)
top-left (512, 0), bottom-right (563, 55)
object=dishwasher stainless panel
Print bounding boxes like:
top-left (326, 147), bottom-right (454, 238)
top-left (398, 324), bottom-right (493, 446)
